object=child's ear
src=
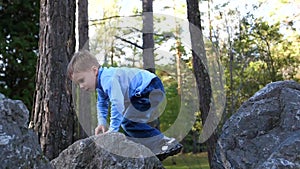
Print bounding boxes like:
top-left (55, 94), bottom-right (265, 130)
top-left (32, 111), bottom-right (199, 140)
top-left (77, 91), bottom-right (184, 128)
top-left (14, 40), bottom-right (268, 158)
top-left (91, 66), bottom-right (98, 74)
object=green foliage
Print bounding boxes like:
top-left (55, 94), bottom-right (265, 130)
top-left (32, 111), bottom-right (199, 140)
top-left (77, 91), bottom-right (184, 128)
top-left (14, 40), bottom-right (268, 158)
top-left (0, 0), bottom-right (39, 109)
top-left (156, 68), bottom-right (180, 131)
top-left (220, 10), bottom-right (300, 116)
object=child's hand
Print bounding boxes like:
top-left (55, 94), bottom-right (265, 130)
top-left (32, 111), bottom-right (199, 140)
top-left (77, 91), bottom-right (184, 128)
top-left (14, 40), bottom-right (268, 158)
top-left (94, 125), bottom-right (107, 135)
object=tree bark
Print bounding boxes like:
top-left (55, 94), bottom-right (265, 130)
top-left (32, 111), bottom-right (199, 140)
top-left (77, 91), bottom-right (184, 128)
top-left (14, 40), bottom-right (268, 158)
top-left (77, 0), bottom-right (91, 137)
top-left (78, 0), bottom-right (89, 50)
top-left (142, 0), bottom-right (155, 73)
top-left (186, 0), bottom-right (218, 167)
top-left (32, 0), bottom-right (76, 160)
top-left (142, 0), bottom-right (160, 130)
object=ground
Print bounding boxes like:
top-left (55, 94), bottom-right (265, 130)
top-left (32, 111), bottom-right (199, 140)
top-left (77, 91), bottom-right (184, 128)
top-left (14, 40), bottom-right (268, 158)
top-left (163, 152), bottom-right (209, 169)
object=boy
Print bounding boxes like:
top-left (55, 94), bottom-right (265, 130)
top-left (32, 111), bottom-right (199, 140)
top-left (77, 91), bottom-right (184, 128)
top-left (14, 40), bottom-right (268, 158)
top-left (67, 50), bottom-right (182, 161)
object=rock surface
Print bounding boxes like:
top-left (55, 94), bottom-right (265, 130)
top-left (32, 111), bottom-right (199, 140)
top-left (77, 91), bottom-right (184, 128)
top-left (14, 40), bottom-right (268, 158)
top-left (51, 132), bottom-right (165, 169)
top-left (0, 93), bottom-right (52, 169)
top-left (212, 80), bottom-right (300, 169)
top-left (0, 93), bottom-right (164, 169)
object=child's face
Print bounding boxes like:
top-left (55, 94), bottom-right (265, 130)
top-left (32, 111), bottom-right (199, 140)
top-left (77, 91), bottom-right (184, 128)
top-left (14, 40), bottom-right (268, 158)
top-left (72, 66), bottom-right (98, 92)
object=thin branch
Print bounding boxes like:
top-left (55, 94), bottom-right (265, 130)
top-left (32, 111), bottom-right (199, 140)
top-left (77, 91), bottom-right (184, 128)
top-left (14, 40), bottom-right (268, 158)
top-left (89, 14), bottom-right (141, 26)
top-left (113, 26), bottom-right (142, 33)
top-left (115, 35), bottom-right (143, 49)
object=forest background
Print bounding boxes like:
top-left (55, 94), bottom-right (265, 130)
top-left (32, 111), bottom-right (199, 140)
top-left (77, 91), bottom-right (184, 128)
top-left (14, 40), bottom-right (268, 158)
top-left (0, 0), bottom-right (299, 166)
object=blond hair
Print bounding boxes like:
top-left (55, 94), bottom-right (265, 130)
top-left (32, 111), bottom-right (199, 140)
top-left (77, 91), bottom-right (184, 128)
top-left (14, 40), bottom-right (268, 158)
top-left (67, 50), bottom-right (100, 79)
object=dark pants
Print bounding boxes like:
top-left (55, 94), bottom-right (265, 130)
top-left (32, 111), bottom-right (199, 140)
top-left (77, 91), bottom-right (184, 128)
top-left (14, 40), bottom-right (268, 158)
top-left (121, 77), bottom-right (165, 138)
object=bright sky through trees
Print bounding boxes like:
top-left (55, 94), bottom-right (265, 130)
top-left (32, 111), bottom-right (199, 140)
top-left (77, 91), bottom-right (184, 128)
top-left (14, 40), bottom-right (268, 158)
top-left (85, 0), bottom-right (299, 67)
top-left (88, 0), bottom-right (299, 36)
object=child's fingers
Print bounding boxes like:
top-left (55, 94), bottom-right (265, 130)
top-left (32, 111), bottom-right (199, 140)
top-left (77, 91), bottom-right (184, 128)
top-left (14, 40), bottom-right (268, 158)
top-left (95, 125), bottom-right (106, 135)
top-left (94, 128), bottom-right (99, 135)
top-left (95, 126), bottom-right (101, 135)
top-left (101, 126), bottom-right (106, 133)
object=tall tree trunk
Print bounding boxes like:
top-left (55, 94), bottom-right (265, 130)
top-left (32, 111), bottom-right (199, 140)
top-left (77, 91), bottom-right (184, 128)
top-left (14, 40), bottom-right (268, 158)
top-left (175, 29), bottom-right (182, 96)
top-left (142, 0), bottom-right (155, 73)
top-left (31, 0), bottom-right (76, 160)
top-left (142, 0), bottom-right (160, 130)
top-left (173, 1), bottom-right (182, 96)
top-left (186, 0), bottom-right (218, 167)
top-left (77, 0), bottom-right (91, 137)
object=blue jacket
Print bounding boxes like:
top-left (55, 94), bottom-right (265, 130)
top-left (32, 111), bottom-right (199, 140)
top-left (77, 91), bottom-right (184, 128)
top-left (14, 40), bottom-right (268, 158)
top-left (96, 67), bottom-right (156, 132)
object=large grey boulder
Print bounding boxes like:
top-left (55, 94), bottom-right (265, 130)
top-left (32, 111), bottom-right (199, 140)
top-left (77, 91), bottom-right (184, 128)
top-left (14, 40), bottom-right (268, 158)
top-left (212, 80), bottom-right (300, 169)
top-left (0, 93), bottom-right (52, 169)
top-left (0, 92), bottom-right (164, 169)
top-left (51, 132), bottom-right (165, 169)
